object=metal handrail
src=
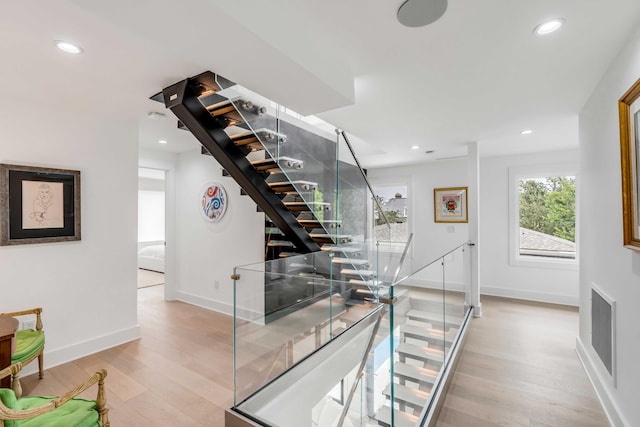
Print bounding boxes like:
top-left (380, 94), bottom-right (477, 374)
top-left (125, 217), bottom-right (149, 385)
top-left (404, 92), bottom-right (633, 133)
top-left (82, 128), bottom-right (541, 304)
top-left (338, 130), bottom-right (391, 228)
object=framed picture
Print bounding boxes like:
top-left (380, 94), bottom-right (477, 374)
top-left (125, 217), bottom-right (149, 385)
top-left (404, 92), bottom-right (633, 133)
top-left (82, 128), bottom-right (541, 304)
top-left (619, 77), bottom-right (640, 251)
top-left (434, 187), bottom-right (468, 223)
top-left (0, 164), bottom-right (81, 246)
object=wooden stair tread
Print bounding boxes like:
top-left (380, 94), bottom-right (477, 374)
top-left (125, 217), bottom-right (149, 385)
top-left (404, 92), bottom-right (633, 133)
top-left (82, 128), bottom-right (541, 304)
top-left (401, 323), bottom-right (456, 343)
top-left (283, 202), bottom-right (330, 212)
top-left (396, 342), bottom-right (444, 363)
top-left (266, 240), bottom-right (295, 248)
top-left (341, 269), bottom-right (375, 277)
top-left (382, 383), bottom-right (430, 411)
top-left (320, 245), bottom-right (361, 254)
top-left (376, 405), bottom-right (417, 427)
top-left (250, 156), bottom-right (303, 171)
top-left (394, 362), bottom-right (439, 385)
top-left (297, 219), bottom-right (341, 229)
top-left (331, 257), bottom-right (369, 266)
top-left (268, 180), bottom-right (318, 192)
top-left (406, 309), bottom-right (463, 327)
top-left (348, 279), bottom-right (382, 286)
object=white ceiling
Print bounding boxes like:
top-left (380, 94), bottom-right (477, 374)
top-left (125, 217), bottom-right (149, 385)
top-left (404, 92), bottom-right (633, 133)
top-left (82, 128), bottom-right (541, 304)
top-left (3, 1), bottom-right (640, 167)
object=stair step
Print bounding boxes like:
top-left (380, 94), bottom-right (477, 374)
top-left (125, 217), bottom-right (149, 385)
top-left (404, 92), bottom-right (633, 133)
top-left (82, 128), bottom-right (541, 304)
top-left (311, 234), bottom-right (352, 244)
top-left (401, 323), bottom-right (456, 344)
top-left (348, 279), bottom-right (382, 287)
top-left (283, 201), bottom-right (331, 212)
top-left (278, 252), bottom-right (302, 258)
top-left (320, 245), bottom-right (361, 255)
top-left (396, 342), bottom-right (444, 364)
top-left (266, 240), bottom-right (295, 248)
top-left (341, 269), bottom-right (375, 277)
top-left (229, 128), bottom-right (286, 151)
top-left (268, 180), bottom-right (318, 193)
top-left (394, 362), bottom-right (439, 386)
top-left (204, 97), bottom-right (267, 127)
top-left (250, 156), bottom-right (303, 172)
top-left (376, 405), bottom-right (417, 427)
top-left (382, 383), bottom-right (430, 412)
top-left (406, 309), bottom-right (463, 328)
top-left (331, 257), bottom-right (369, 266)
top-left (297, 219), bottom-right (341, 229)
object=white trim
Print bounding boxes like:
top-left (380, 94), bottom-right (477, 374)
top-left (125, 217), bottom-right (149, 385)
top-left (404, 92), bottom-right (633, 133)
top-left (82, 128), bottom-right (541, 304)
top-left (576, 336), bottom-right (628, 427)
top-left (508, 163), bottom-right (579, 269)
top-left (20, 326), bottom-right (140, 377)
top-left (480, 285), bottom-right (579, 306)
top-left (175, 290), bottom-right (263, 323)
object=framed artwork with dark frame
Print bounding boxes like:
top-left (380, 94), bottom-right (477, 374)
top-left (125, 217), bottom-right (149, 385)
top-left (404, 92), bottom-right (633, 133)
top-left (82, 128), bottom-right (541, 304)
top-left (619, 77), bottom-right (640, 251)
top-left (434, 187), bottom-right (468, 223)
top-left (0, 164), bottom-right (81, 246)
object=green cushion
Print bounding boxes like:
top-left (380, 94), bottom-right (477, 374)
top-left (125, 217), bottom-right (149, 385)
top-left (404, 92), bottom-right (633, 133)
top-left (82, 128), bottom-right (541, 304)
top-left (17, 396), bottom-right (100, 427)
top-left (0, 388), bottom-right (18, 427)
top-left (11, 330), bottom-right (45, 363)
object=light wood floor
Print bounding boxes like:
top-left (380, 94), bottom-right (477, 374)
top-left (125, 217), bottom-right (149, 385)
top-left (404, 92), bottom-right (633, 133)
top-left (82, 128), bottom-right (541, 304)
top-left (436, 296), bottom-right (608, 427)
top-left (19, 288), bottom-right (607, 426)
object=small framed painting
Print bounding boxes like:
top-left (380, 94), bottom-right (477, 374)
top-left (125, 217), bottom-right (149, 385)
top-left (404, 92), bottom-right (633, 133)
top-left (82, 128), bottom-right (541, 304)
top-left (0, 164), bottom-right (81, 245)
top-left (434, 187), bottom-right (468, 223)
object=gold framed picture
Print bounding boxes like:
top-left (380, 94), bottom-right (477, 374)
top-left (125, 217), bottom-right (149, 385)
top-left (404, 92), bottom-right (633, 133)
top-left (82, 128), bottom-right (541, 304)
top-left (619, 77), bottom-right (640, 251)
top-left (434, 187), bottom-right (468, 223)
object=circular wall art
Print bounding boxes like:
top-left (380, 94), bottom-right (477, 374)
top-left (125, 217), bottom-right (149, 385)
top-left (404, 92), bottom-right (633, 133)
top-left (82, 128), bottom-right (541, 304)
top-left (199, 182), bottom-right (227, 222)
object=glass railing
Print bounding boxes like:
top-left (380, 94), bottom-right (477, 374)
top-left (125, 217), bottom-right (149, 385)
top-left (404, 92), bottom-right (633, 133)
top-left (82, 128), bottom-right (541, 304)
top-left (229, 241), bottom-right (474, 427)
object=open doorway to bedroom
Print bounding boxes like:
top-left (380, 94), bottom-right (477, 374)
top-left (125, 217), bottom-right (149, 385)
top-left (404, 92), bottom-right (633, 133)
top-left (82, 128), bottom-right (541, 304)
top-left (137, 167), bottom-right (166, 288)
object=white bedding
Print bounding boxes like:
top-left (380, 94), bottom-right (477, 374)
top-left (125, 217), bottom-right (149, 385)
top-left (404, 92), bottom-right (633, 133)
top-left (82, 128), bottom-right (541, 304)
top-left (138, 241), bottom-right (165, 273)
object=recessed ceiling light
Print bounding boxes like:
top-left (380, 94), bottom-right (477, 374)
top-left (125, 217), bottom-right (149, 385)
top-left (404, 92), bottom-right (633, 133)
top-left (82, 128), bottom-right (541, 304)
top-left (158, 140), bottom-right (168, 144)
top-left (54, 40), bottom-right (83, 54)
top-left (521, 129), bottom-right (533, 135)
top-left (411, 145), bottom-right (420, 150)
top-left (533, 19), bottom-right (565, 36)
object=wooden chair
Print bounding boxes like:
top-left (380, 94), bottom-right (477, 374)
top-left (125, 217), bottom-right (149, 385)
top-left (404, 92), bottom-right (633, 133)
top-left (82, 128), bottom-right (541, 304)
top-left (0, 362), bottom-right (110, 427)
top-left (0, 308), bottom-right (45, 382)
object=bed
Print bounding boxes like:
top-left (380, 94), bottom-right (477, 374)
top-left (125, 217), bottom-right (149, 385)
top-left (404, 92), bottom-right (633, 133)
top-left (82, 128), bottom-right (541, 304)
top-left (137, 241), bottom-right (165, 273)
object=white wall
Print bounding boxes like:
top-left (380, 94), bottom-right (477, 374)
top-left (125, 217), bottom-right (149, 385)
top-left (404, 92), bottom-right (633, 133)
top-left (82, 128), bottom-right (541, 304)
top-left (0, 96), bottom-right (139, 374)
top-left (368, 159), bottom-right (469, 288)
top-left (577, 26), bottom-right (640, 427)
top-left (174, 149), bottom-right (265, 316)
top-left (479, 149), bottom-right (579, 305)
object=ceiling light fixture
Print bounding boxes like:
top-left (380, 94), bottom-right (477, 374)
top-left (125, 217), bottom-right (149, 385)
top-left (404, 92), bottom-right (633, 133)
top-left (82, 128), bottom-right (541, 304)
top-left (397, 0), bottom-right (447, 28)
top-left (533, 19), bottom-right (565, 36)
top-left (158, 140), bottom-right (168, 144)
top-left (521, 129), bottom-right (533, 135)
top-left (54, 40), bottom-right (83, 54)
top-left (411, 145), bottom-right (420, 150)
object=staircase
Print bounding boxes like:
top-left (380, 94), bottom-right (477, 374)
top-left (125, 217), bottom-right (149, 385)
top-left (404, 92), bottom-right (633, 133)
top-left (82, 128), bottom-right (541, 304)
top-left (374, 293), bottom-right (463, 427)
top-left (157, 71), bottom-right (377, 319)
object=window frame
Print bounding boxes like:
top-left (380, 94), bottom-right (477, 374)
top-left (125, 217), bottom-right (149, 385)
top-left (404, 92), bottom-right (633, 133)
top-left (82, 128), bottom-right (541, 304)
top-left (508, 163), bottom-right (578, 269)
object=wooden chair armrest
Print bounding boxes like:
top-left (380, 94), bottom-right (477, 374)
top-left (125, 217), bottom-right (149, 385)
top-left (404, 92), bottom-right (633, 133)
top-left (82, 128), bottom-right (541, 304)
top-left (0, 369), bottom-right (107, 422)
top-left (1, 308), bottom-right (43, 331)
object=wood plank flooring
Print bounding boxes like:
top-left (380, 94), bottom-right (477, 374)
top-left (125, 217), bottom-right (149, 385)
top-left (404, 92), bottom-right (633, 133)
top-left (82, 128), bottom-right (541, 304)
top-left (435, 296), bottom-right (608, 427)
top-left (18, 288), bottom-right (608, 426)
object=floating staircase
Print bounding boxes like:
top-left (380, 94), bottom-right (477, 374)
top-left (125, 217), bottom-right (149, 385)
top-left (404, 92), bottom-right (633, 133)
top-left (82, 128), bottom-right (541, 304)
top-left (158, 71), bottom-right (377, 320)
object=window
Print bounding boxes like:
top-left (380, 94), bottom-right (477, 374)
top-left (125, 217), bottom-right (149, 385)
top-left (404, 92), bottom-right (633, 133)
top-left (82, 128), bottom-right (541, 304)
top-left (509, 165), bottom-right (577, 267)
top-left (373, 184), bottom-right (410, 250)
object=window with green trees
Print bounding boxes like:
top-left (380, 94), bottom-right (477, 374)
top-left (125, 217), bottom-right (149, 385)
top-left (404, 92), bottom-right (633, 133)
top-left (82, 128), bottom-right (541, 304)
top-left (518, 176), bottom-right (576, 259)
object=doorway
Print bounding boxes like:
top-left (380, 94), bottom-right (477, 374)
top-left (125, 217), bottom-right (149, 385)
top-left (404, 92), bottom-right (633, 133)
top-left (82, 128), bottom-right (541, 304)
top-left (137, 167), bottom-right (166, 289)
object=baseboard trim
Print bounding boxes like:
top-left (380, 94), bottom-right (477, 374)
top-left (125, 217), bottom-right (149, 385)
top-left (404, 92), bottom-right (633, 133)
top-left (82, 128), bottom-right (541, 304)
top-left (175, 290), bottom-right (263, 322)
top-left (21, 325), bottom-right (140, 377)
top-left (576, 336), bottom-right (627, 427)
top-left (480, 286), bottom-right (578, 307)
